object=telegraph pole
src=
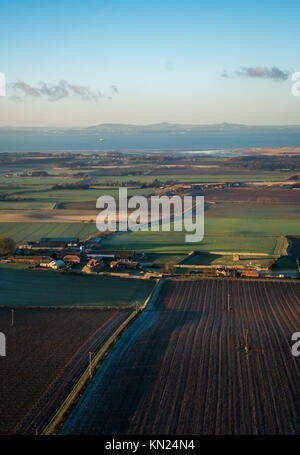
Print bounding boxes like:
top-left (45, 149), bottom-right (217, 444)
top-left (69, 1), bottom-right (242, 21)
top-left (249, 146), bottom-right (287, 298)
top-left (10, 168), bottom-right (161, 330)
top-left (244, 330), bottom-right (249, 354)
top-left (89, 351), bottom-right (92, 378)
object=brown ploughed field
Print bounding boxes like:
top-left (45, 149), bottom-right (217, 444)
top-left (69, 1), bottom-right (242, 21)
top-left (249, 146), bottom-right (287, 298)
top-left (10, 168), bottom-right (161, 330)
top-left (61, 279), bottom-right (300, 435)
top-left (203, 187), bottom-right (300, 204)
top-left (0, 308), bottom-right (131, 434)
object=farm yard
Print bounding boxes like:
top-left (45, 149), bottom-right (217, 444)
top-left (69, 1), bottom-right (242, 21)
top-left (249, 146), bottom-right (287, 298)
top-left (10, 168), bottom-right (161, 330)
top-left (0, 265), bottom-right (155, 308)
top-left (61, 279), bottom-right (300, 435)
top-left (0, 307), bottom-right (131, 434)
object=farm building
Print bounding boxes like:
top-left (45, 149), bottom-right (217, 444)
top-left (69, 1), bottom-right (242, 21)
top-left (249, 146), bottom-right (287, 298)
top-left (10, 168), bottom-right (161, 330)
top-left (63, 254), bottom-right (81, 264)
top-left (40, 237), bottom-right (79, 245)
top-left (82, 259), bottom-right (105, 274)
top-left (22, 237), bottom-right (80, 251)
top-left (47, 260), bottom-right (65, 270)
top-left (241, 270), bottom-right (260, 278)
top-left (9, 255), bottom-right (52, 265)
top-left (216, 269), bottom-right (231, 277)
top-left (24, 242), bottom-right (67, 250)
top-left (91, 250), bottom-right (136, 259)
top-left (201, 269), bottom-right (218, 277)
top-left (110, 260), bottom-right (139, 269)
top-left (87, 254), bottom-right (114, 260)
top-left (84, 237), bottom-right (102, 248)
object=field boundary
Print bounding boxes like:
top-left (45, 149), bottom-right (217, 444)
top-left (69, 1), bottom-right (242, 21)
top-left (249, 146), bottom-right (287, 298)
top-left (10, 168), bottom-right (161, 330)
top-left (42, 277), bottom-right (163, 435)
top-left (197, 250), bottom-right (277, 257)
top-left (176, 264), bottom-right (270, 271)
top-left (168, 275), bottom-right (300, 283)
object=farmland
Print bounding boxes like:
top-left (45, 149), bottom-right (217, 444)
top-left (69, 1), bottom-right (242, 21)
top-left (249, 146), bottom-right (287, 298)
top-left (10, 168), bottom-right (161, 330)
top-left (203, 187), bottom-right (300, 205)
top-left (0, 307), bottom-right (131, 434)
top-left (205, 202), bottom-right (300, 219)
top-left (92, 173), bottom-right (286, 184)
top-left (1, 151), bottom-right (299, 263)
top-left (0, 201), bottom-right (56, 210)
top-left (10, 186), bottom-right (154, 203)
top-left (101, 226), bottom-right (287, 256)
top-left (0, 222), bottom-right (97, 243)
top-left (0, 148), bottom-right (300, 436)
top-left (61, 279), bottom-right (300, 435)
top-left (0, 265), bottom-right (154, 308)
top-left (99, 201), bottom-right (300, 259)
top-left (181, 253), bottom-right (274, 268)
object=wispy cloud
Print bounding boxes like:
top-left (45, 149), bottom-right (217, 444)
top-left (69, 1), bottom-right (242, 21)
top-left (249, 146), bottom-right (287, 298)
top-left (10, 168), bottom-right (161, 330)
top-left (110, 85), bottom-right (119, 94)
top-left (13, 81), bottom-right (41, 97)
top-left (222, 66), bottom-right (290, 81)
top-left (11, 80), bottom-right (104, 101)
top-left (221, 70), bottom-right (229, 78)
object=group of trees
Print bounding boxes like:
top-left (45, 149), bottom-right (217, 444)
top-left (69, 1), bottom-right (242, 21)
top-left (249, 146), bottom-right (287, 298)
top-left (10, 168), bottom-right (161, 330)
top-left (0, 238), bottom-right (15, 255)
top-left (51, 182), bottom-right (90, 190)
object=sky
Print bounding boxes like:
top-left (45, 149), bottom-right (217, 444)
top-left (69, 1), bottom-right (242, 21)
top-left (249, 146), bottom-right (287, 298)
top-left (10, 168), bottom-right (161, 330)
top-left (0, 0), bottom-right (300, 126)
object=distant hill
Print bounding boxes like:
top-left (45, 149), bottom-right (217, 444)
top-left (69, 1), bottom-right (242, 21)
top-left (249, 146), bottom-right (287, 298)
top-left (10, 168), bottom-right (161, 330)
top-left (2, 122), bottom-right (300, 135)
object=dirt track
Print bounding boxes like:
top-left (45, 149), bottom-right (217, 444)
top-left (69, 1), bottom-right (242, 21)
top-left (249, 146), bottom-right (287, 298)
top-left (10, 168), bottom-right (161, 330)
top-left (61, 279), bottom-right (300, 435)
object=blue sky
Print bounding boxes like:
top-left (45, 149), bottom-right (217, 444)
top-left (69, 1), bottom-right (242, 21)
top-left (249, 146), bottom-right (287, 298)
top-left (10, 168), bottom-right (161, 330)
top-left (1, 0), bottom-right (300, 126)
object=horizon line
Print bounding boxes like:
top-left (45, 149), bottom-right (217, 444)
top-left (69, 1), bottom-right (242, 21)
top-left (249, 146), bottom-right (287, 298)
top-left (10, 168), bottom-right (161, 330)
top-left (2, 121), bottom-right (300, 129)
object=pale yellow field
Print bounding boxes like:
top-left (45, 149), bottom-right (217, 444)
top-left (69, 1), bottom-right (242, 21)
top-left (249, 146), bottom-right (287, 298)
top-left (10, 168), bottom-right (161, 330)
top-left (0, 210), bottom-right (97, 223)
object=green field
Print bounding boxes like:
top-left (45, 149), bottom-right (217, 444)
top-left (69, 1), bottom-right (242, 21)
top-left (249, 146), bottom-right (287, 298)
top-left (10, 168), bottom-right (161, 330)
top-left (0, 265), bottom-right (155, 308)
top-left (204, 217), bottom-right (300, 237)
top-left (1, 199), bottom-right (299, 254)
top-left (97, 210), bottom-right (299, 256)
top-left (0, 201), bottom-right (56, 210)
top-left (0, 177), bottom-right (79, 185)
top-left (0, 222), bottom-right (97, 243)
top-left (101, 230), bottom-right (284, 255)
top-left (181, 253), bottom-right (274, 267)
top-left (0, 173), bottom-right (288, 190)
top-left (0, 184), bottom-right (53, 194)
top-left (93, 174), bottom-right (286, 184)
top-left (6, 187), bottom-right (154, 203)
top-left (141, 252), bottom-right (187, 266)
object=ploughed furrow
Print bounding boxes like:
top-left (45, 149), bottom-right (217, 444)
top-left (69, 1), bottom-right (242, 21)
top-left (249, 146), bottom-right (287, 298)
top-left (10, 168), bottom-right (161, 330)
top-left (0, 308), bottom-right (131, 435)
top-left (16, 311), bottom-right (130, 434)
top-left (60, 279), bottom-right (300, 435)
